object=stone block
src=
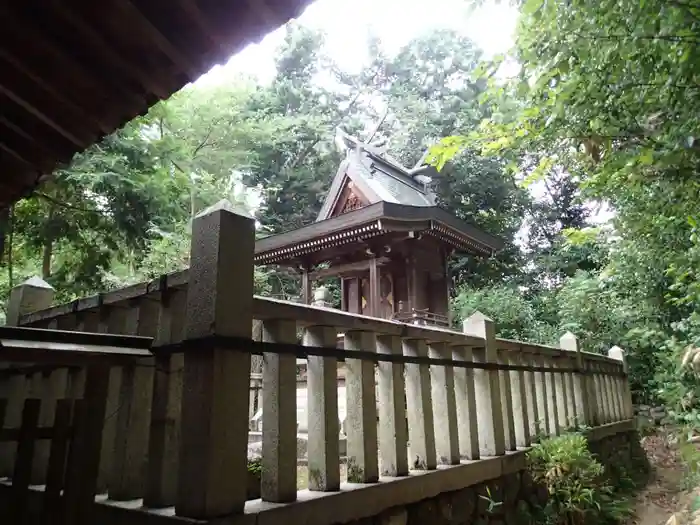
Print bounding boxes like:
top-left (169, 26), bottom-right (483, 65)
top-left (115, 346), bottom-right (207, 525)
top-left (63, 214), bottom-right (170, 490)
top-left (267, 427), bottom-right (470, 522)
top-left (407, 500), bottom-right (445, 525)
top-left (450, 487), bottom-right (477, 524)
top-left (502, 473), bottom-right (520, 507)
top-left (437, 493), bottom-right (453, 522)
top-left (377, 508), bottom-right (407, 525)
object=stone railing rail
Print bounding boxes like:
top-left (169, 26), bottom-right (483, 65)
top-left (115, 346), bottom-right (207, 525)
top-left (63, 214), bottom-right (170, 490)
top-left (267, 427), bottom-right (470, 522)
top-left (0, 201), bottom-right (634, 525)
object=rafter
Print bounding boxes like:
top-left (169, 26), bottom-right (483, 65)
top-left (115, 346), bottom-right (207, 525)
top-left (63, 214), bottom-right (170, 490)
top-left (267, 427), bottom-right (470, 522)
top-left (0, 86), bottom-right (89, 149)
top-left (0, 48), bottom-right (106, 135)
top-left (0, 115), bottom-right (74, 162)
top-left (0, 4), bottom-right (140, 127)
top-left (116, 0), bottom-right (200, 80)
top-left (0, 142), bottom-right (33, 169)
top-left (0, 117), bottom-right (63, 171)
top-left (177, 0), bottom-right (231, 59)
top-left (50, 0), bottom-right (172, 100)
top-left (244, 0), bottom-right (282, 27)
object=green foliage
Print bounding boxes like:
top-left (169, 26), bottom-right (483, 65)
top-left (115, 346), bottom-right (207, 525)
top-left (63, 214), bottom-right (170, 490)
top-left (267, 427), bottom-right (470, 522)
top-left (452, 284), bottom-right (559, 344)
top-left (527, 433), bottom-right (633, 525)
top-left (678, 431), bottom-right (700, 490)
top-left (247, 457), bottom-right (263, 475)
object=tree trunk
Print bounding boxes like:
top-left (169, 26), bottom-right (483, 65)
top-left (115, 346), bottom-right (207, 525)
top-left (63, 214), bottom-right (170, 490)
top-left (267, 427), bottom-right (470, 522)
top-left (42, 240), bottom-right (53, 279)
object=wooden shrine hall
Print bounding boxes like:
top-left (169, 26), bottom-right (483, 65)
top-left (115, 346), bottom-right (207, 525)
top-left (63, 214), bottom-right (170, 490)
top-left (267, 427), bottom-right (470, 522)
top-left (255, 131), bottom-right (504, 327)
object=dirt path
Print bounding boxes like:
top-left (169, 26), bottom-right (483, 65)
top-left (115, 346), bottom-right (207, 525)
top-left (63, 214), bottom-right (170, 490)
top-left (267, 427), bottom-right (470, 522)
top-left (629, 432), bottom-right (687, 525)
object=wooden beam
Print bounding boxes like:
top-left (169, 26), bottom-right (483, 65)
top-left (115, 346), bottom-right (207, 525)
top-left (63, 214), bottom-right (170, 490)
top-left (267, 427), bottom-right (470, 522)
top-left (116, 0), bottom-right (200, 80)
top-left (301, 268), bottom-right (312, 305)
top-left (50, 0), bottom-right (171, 99)
top-left (0, 143), bottom-right (33, 169)
top-left (0, 4), bottom-right (142, 121)
top-left (369, 256), bottom-right (381, 318)
top-left (309, 257), bottom-right (390, 281)
top-left (243, 0), bottom-right (282, 27)
top-left (0, 86), bottom-right (89, 149)
top-left (177, 0), bottom-right (231, 59)
top-left (0, 116), bottom-right (68, 169)
top-left (0, 48), bottom-right (106, 135)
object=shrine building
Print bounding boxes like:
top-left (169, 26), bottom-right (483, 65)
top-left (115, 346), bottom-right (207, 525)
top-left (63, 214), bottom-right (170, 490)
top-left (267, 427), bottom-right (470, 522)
top-left (254, 131), bottom-right (503, 327)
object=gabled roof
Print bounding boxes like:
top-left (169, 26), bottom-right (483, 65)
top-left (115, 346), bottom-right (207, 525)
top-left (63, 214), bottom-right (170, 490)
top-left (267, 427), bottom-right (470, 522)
top-left (317, 142), bottom-right (437, 222)
top-left (255, 201), bottom-right (505, 265)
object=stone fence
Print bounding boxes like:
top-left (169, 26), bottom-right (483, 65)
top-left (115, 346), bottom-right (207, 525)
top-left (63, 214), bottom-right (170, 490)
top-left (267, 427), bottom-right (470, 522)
top-left (0, 201), bottom-right (635, 525)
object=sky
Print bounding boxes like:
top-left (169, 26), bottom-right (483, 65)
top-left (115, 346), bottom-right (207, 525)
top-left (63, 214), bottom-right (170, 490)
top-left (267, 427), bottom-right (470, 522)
top-left (197, 0), bottom-right (520, 86)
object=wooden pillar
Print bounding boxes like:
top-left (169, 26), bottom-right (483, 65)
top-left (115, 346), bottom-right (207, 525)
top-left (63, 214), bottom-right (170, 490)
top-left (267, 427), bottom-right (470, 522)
top-left (376, 335), bottom-right (408, 476)
top-left (430, 342), bottom-right (460, 465)
top-left (453, 344), bottom-right (479, 459)
top-left (175, 200), bottom-right (255, 519)
top-left (305, 325), bottom-right (340, 491)
top-left (261, 319), bottom-right (298, 502)
top-left (403, 337), bottom-right (436, 469)
top-left (301, 267), bottom-right (312, 305)
top-left (463, 312), bottom-right (505, 457)
top-left (368, 255), bottom-right (380, 318)
top-left (344, 330), bottom-right (379, 482)
top-left (144, 289), bottom-right (187, 508)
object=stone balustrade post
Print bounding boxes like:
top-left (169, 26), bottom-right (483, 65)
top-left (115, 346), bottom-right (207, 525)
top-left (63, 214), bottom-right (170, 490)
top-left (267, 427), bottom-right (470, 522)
top-left (452, 344), bottom-right (479, 460)
top-left (97, 307), bottom-right (126, 494)
top-left (429, 341), bottom-right (460, 465)
top-left (5, 276), bottom-right (55, 326)
top-left (521, 353), bottom-right (538, 439)
top-left (108, 298), bottom-right (158, 501)
top-left (377, 335), bottom-right (408, 476)
top-left (544, 355), bottom-right (560, 435)
top-left (1, 277), bottom-right (54, 477)
top-left (403, 337), bottom-right (437, 469)
top-left (605, 363), bottom-right (622, 422)
top-left (175, 200), bottom-right (255, 519)
top-left (608, 346), bottom-right (633, 419)
top-left (262, 319), bottom-right (298, 501)
top-left (305, 325), bottom-right (341, 490)
top-left (553, 354), bottom-right (570, 431)
top-left (509, 351), bottom-right (530, 448)
top-left (463, 312), bottom-right (505, 456)
top-left (560, 332), bottom-right (589, 427)
top-left (498, 348), bottom-right (516, 451)
top-left (592, 362), bottom-right (607, 424)
top-left (532, 354), bottom-right (550, 437)
top-left (145, 289), bottom-right (186, 508)
top-left (344, 330), bottom-right (379, 482)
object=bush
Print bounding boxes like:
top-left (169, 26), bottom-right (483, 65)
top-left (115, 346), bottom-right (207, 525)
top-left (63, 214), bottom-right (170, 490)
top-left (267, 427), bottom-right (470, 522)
top-left (527, 433), bottom-right (633, 525)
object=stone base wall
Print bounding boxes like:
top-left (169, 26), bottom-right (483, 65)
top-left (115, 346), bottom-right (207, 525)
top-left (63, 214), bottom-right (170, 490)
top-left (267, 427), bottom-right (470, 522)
top-left (0, 425), bottom-right (643, 525)
top-left (634, 404), bottom-right (670, 426)
top-left (350, 430), bottom-right (645, 525)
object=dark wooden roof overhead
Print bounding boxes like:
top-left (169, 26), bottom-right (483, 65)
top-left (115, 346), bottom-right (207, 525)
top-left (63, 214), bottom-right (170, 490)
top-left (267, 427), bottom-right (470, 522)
top-left (255, 202), bottom-right (505, 265)
top-left (0, 0), bottom-right (312, 209)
